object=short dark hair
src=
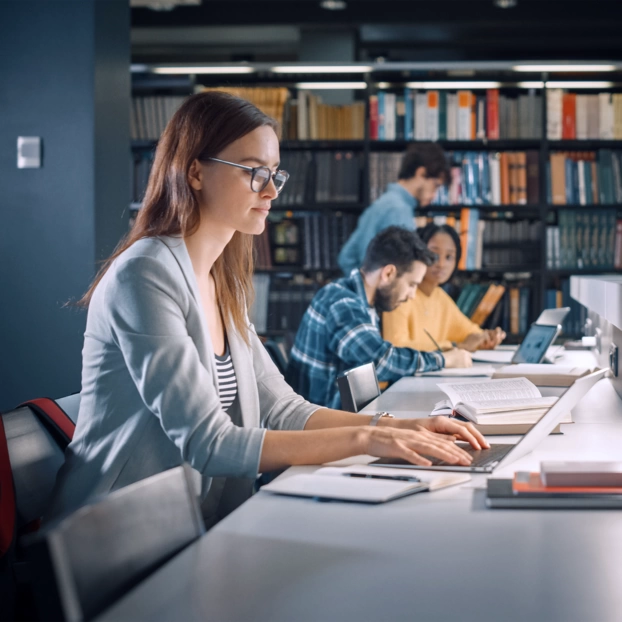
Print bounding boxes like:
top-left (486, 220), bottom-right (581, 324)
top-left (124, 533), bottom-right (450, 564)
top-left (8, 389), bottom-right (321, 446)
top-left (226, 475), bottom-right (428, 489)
top-left (361, 226), bottom-right (436, 275)
top-left (398, 142), bottom-right (450, 183)
top-left (417, 222), bottom-right (462, 281)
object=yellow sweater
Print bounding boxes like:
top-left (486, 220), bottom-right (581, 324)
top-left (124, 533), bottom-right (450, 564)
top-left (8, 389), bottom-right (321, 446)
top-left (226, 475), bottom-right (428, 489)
top-left (382, 287), bottom-right (483, 351)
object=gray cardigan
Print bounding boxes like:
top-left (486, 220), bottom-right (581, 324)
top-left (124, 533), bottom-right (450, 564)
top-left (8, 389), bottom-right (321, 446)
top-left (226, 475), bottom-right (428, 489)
top-left (47, 236), bottom-right (320, 522)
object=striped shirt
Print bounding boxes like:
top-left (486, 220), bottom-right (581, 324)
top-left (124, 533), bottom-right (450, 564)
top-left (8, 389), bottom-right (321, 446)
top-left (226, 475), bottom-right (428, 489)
top-left (285, 269), bottom-right (444, 409)
top-left (215, 343), bottom-right (237, 411)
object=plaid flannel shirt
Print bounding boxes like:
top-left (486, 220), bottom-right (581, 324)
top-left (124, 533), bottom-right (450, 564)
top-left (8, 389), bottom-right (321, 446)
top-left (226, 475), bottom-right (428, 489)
top-left (285, 270), bottom-right (445, 409)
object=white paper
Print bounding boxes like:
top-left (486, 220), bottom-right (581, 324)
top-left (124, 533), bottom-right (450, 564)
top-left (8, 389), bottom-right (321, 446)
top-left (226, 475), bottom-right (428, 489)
top-left (495, 364), bottom-right (589, 376)
top-left (471, 350), bottom-right (515, 363)
top-left (418, 366), bottom-right (495, 377)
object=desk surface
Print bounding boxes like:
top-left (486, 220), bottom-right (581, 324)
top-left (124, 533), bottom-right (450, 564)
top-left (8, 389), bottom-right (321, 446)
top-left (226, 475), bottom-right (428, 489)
top-left (97, 352), bottom-right (622, 622)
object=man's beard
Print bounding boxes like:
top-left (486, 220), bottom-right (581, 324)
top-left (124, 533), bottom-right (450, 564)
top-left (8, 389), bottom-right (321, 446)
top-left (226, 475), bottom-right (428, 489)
top-left (375, 284), bottom-right (404, 313)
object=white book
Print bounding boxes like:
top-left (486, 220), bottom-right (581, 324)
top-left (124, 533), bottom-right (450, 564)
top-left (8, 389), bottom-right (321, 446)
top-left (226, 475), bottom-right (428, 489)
top-left (427, 91), bottom-right (439, 141)
top-left (578, 160), bottom-right (587, 205)
top-left (384, 93), bottom-right (396, 140)
top-left (415, 93), bottom-right (428, 140)
top-left (599, 92), bottom-right (614, 139)
top-left (546, 89), bottom-right (563, 140)
top-left (446, 93), bottom-right (458, 140)
top-left (297, 90), bottom-right (309, 140)
top-left (576, 95), bottom-right (588, 140)
top-left (489, 153), bottom-right (501, 205)
top-left (435, 377), bottom-right (559, 424)
top-left (457, 91), bottom-right (471, 140)
top-left (262, 466), bottom-right (470, 503)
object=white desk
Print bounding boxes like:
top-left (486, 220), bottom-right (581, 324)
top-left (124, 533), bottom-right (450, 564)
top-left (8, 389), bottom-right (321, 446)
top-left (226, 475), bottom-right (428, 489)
top-left (97, 352), bottom-right (622, 622)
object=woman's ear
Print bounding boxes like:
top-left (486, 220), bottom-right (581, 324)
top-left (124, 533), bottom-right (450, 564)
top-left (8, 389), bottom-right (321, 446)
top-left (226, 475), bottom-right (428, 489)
top-left (188, 159), bottom-right (203, 191)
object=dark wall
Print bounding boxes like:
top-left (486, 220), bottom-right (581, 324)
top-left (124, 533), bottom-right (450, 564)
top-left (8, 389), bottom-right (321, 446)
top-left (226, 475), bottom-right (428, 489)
top-left (0, 0), bottom-right (130, 410)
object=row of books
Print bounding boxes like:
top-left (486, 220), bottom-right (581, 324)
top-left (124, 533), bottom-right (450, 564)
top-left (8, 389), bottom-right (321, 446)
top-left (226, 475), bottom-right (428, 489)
top-left (370, 151), bottom-right (540, 206)
top-left (547, 90), bottom-right (622, 140)
top-left (545, 209), bottom-right (618, 270)
top-left (278, 150), bottom-right (362, 205)
top-left (130, 95), bottom-right (186, 141)
top-left (250, 274), bottom-right (322, 335)
top-left (545, 281), bottom-right (587, 337)
top-left (132, 152), bottom-right (153, 203)
top-left (369, 89), bottom-right (542, 141)
top-left (453, 279), bottom-right (532, 335)
top-left (548, 150), bottom-right (622, 205)
top-left (284, 92), bottom-right (366, 140)
top-left (259, 212), bottom-right (359, 270)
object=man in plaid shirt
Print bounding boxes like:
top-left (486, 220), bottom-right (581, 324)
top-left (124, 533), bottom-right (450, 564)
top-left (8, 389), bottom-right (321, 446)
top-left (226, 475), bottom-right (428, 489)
top-left (286, 227), bottom-right (472, 409)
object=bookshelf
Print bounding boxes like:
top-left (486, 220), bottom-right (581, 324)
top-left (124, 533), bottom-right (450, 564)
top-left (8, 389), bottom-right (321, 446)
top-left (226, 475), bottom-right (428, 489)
top-left (129, 61), bottom-right (622, 342)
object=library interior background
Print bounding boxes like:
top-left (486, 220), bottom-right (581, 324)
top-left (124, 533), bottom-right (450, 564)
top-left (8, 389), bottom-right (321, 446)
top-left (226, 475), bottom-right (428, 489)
top-left (2, 0), bottom-right (622, 410)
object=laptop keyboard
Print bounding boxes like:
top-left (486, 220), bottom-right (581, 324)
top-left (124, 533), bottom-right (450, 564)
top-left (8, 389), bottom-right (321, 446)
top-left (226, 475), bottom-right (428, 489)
top-left (425, 442), bottom-right (514, 467)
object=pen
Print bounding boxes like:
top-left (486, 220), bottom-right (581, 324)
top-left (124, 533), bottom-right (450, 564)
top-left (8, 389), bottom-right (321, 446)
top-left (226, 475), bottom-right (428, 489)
top-left (346, 474), bottom-right (422, 482)
top-left (423, 329), bottom-right (442, 352)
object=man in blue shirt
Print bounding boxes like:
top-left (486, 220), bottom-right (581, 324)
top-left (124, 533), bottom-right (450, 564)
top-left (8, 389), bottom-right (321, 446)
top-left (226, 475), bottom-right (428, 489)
top-left (338, 142), bottom-right (449, 275)
top-left (286, 227), bottom-right (471, 409)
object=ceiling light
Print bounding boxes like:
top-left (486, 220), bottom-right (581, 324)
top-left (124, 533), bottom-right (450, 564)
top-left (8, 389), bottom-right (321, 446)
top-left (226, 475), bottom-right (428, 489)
top-left (295, 82), bottom-right (367, 90)
top-left (272, 65), bottom-right (372, 74)
top-left (320, 0), bottom-right (347, 9)
top-left (545, 81), bottom-right (615, 89)
top-left (513, 64), bottom-right (617, 73)
top-left (493, 0), bottom-right (517, 7)
top-left (405, 81), bottom-right (501, 89)
top-left (151, 66), bottom-right (255, 74)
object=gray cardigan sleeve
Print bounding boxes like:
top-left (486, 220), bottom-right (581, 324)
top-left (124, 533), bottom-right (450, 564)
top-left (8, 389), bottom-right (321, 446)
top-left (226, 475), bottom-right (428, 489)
top-left (104, 255), bottom-right (265, 479)
top-left (249, 326), bottom-right (322, 431)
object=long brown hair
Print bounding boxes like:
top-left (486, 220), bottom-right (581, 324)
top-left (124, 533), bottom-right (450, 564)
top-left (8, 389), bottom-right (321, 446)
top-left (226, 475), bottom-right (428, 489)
top-left (80, 91), bottom-right (279, 341)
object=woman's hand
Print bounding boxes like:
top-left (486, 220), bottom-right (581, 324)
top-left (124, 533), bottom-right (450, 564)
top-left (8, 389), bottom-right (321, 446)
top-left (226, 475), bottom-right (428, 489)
top-left (457, 332), bottom-right (487, 352)
top-left (364, 423), bottom-right (480, 467)
top-left (407, 416), bottom-right (490, 450)
top-left (479, 327), bottom-right (506, 350)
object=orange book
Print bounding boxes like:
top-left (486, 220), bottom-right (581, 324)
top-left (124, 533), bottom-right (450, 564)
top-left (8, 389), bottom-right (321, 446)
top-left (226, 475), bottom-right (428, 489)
top-left (550, 153), bottom-right (567, 205)
top-left (470, 92), bottom-right (477, 139)
top-left (458, 208), bottom-right (470, 271)
top-left (509, 287), bottom-right (520, 335)
top-left (562, 93), bottom-right (577, 139)
top-left (513, 472), bottom-right (622, 496)
top-left (470, 284), bottom-right (506, 326)
top-left (499, 152), bottom-right (510, 205)
top-left (486, 89), bottom-right (499, 140)
top-left (515, 151), bottom-right (527, 205)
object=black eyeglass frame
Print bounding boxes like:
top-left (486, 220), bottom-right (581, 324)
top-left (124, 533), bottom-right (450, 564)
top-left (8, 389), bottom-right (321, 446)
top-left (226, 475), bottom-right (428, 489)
top-left (204, 157), bottom-right (289, 194)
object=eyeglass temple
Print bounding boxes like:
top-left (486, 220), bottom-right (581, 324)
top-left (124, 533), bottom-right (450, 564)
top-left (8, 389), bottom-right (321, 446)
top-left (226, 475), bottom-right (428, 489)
top-left (207, 157), bottom-right (253, 171)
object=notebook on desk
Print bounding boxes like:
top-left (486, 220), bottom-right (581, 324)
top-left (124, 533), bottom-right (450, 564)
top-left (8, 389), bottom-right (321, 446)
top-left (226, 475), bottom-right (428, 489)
top-left (371, 369), bottom-right (608, 474)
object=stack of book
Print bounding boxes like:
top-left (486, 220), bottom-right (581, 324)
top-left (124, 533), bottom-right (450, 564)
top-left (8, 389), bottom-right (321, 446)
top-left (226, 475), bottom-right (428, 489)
top-left (487, 462), bottom-right (622, 508)
top-left (130, 95), bottom-right (187, 140)
top-left (369, 88), bottom-right (542, 141)
top-left (548, 150), bottom-right (622, 205)
top-left (284, 92), bottom-right (366, 140)
top-left (277, 150), bottom-right (362, 206)
top-left (547, 90), bottom-right (622, 140)
top-left (545, 209), bottom-right (617, 270)
top-left (455, 282), bottom-right (506, 326)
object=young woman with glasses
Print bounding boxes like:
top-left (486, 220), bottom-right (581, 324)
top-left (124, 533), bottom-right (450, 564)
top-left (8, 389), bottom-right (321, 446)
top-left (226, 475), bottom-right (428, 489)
top-left (48, 92), bottom-right (488, 527)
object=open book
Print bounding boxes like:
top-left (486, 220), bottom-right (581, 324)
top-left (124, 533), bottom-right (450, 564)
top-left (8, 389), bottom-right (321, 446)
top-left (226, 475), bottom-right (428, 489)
top-left (261, 465), bottom-right (470, 504)
top-left (491, 364), bottom-right (601, 387)
top-left (431, 377), bottom-right (564, 425)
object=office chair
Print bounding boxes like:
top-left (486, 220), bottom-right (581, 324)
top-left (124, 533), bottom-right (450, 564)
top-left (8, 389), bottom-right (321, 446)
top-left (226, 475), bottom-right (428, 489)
top-left (0, 396), bottom-right (77, 621)
top-left (262, 338), bottom-right (289, 375)
top-left (337, 362), bottom-right (381, 412)
top-left (26, 464), bottom-right (205, 622)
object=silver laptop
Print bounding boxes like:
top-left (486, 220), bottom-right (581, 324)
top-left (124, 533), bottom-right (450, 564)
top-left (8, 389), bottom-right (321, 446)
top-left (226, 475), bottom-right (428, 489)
top-left (536, 307), bottom-right (571, 326)
top-left (371, 368), bottom-right (608, 473)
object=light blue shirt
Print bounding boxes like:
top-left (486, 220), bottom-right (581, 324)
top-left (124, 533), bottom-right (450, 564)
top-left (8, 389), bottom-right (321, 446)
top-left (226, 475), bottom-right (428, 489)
top-left (338, 183), bottom-right (418, 275)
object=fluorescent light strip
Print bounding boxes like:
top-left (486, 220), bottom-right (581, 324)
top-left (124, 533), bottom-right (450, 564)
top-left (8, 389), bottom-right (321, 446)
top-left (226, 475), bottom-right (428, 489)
top-left (405, 81), bottom-right (501, 89)
top-left (546, 81), bottom-right (614, 89)
top-left (152, 66), bottom-right (255, 75)
top-left (272, 65), bottom-right (372, 74)
top-left (517, 81), bottom-right (545, 89)
top-left (296, 82), bottom-right (368, 89)
top-left (513, 64), bottom-right (617, 72)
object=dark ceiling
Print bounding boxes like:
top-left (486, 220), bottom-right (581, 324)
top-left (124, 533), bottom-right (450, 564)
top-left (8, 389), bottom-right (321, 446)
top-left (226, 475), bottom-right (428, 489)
top-left (131, 0), bottom-right (622, 63)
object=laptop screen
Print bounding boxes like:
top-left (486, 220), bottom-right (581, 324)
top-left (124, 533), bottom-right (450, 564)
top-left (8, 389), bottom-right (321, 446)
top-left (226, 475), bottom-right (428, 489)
top-left (512, 324), bottom-right (559, 364)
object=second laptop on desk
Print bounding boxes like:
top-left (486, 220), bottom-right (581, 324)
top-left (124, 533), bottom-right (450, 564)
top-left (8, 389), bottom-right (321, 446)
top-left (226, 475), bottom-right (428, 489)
top-left (371, 369), bottom-right (608, 474)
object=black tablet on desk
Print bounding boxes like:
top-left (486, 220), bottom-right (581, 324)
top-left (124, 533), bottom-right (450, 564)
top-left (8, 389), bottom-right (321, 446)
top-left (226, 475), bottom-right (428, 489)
top-left (511, 323), bottom-right (560, 364)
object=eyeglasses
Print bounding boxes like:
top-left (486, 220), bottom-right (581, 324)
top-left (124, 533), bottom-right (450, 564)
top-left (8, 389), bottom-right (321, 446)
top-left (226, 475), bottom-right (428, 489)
top-left (205, 157), bottom-right (289, 195)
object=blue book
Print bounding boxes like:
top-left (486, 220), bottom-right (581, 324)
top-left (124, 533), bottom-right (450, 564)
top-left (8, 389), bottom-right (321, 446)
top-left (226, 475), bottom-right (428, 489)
top-left (469, 153), bottom-right (480, 205)
top-left (438, 91), bottom-right (447, 140)
top-left (467, 209), bottom-right (480, 269)
top-left (404, 88), bottom-right (413, 140)
top-left (479, 152), bottom-right (491, 204)
top-left (378, 91), bottom-right (385, 141)
top-left (564, 158), bottom-right (574, 204)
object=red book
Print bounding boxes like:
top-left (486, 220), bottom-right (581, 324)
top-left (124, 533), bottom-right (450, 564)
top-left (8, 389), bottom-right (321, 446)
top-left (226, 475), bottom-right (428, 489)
top-left (368, 95), bottom-right (379, 140)
top-left (562, 93), bottom-right (576, 139)
top-left (513, 472), bottom-right (622, 496)
top-left (486, 89), bottom-right (499, 140)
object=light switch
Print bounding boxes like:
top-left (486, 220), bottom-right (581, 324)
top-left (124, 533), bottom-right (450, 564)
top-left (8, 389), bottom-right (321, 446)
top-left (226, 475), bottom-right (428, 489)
top-left (17, 136), bottom-right (42, 168)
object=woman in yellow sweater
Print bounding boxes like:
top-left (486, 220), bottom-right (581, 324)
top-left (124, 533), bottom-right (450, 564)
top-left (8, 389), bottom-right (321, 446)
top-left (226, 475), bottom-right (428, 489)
top-left (383, 223), bottom-right (506, 352)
